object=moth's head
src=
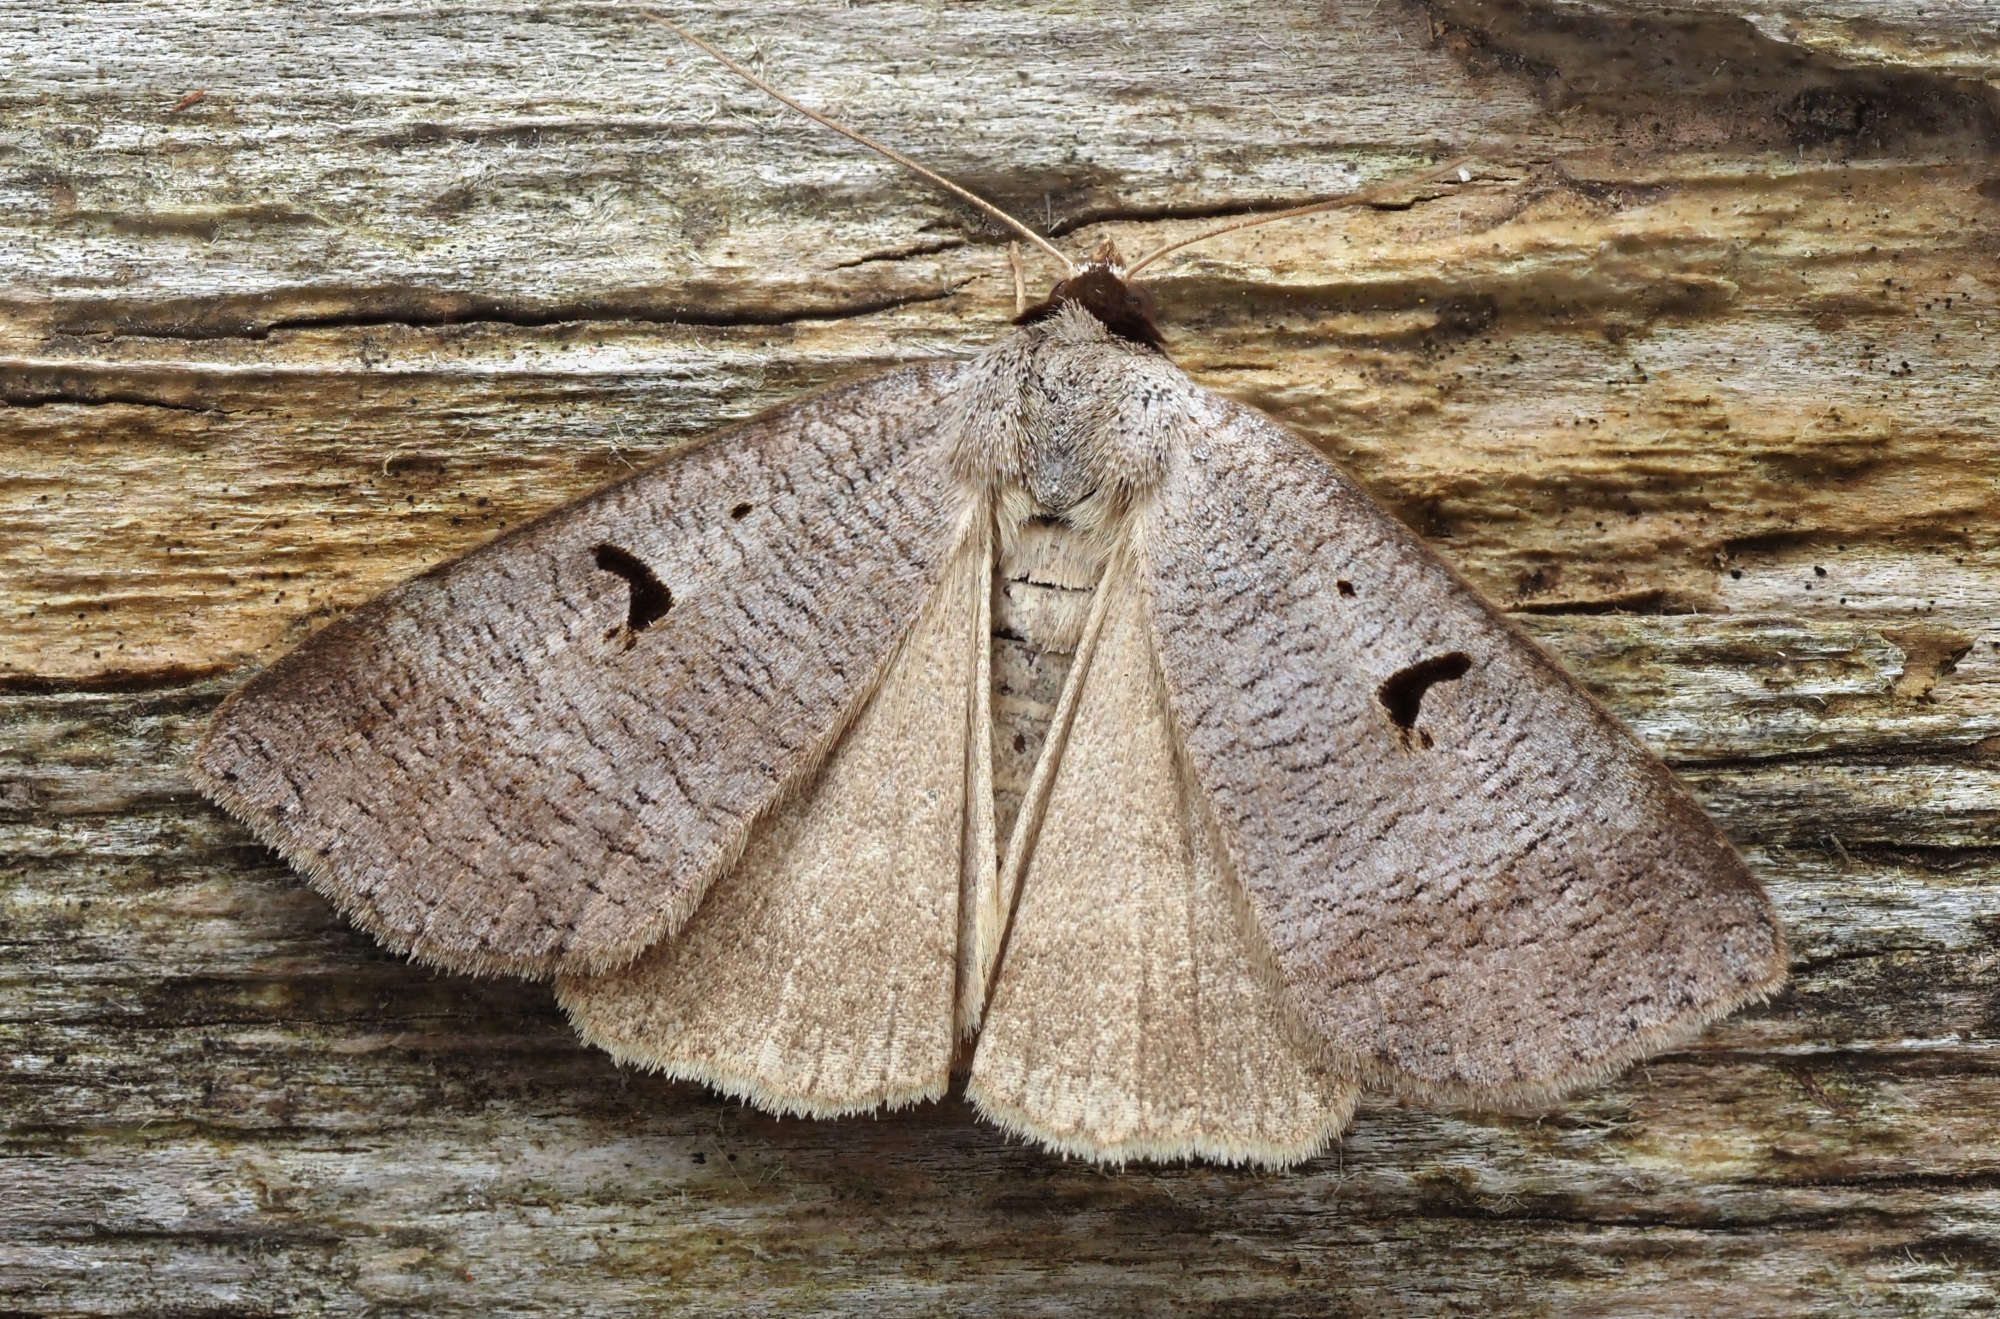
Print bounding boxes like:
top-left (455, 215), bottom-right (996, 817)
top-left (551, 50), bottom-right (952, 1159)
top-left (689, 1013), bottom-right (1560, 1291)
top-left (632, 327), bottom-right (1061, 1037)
top-left (1015, 240), bottom-right (1165, 351)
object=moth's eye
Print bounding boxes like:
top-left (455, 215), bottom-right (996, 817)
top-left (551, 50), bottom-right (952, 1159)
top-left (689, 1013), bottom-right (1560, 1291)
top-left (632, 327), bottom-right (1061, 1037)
top-left (1378, 652), bottom-right (1473, 738)
top-left (729, 502), bottom-right (754, 520)
top-left (592, 544), bottom-right (674, 632)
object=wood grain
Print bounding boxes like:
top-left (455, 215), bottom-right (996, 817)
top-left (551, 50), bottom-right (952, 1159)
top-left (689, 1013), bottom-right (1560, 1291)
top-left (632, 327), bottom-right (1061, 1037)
top-left (4, 1), bottom-right (1997, 1314)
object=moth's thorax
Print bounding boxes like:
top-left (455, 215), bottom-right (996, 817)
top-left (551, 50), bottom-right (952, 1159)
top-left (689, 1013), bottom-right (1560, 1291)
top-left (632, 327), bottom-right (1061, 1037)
top-left (956, 291), bottom-right (1205, 667)
top-left (951, 301), bottom-right (1202, 544)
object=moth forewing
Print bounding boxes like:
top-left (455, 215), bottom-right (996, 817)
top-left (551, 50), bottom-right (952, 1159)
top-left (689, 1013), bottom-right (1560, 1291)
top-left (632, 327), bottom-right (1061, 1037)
top-left (190, 365), bottom-right (971, 980)
top-left (1136, 392), bottom-right (1788, 1106)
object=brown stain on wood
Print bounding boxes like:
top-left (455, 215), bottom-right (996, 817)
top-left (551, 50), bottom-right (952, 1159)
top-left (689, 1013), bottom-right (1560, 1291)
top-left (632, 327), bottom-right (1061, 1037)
top-left (3, 0), bottom-right (1999, 1313)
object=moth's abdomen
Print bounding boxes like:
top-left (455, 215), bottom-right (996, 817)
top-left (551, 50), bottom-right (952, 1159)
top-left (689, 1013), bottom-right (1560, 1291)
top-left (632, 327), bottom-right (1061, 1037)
top-left (989, 513), bottom-right (1101, 848)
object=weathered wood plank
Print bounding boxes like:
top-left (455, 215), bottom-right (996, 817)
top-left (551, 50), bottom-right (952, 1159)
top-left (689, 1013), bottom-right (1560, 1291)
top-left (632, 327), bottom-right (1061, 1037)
top-left (4, 0), bottom-right (1998, 1314)
top-left (1465, 0), bottom-right (2000, 84)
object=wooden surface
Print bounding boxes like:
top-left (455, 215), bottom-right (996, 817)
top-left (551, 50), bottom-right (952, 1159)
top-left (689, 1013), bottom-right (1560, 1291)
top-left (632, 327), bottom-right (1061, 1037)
top-left (4, 1), bottom-right (1998, 1314)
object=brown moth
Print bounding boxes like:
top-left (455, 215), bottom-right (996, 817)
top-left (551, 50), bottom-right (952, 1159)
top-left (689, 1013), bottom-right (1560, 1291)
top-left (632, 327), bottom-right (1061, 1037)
top-left (190, 23), bottom-right (1787, 1168)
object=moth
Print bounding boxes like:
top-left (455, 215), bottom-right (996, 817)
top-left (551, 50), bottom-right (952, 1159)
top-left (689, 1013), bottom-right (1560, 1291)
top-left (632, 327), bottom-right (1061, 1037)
top-left (191, 23), bottom-right (1787, 1168)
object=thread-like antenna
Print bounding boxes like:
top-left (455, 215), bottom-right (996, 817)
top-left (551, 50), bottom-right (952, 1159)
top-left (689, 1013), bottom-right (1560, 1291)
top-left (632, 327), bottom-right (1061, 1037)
top-left (1124, 159), bottom-right (1474, 276)
top-left (645, 13), bottom-right (1076, 275)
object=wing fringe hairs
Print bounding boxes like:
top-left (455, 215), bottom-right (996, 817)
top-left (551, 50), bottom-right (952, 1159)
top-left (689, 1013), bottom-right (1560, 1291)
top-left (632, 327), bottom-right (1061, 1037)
top-left (194, 281), bottom-right (1787, 1169)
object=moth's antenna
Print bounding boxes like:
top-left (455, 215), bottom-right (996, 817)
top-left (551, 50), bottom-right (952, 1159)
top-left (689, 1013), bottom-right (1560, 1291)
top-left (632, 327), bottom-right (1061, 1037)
top-left (1124, 159), bottom-right (1474, 277)
top-left (645, 13), bottom-right (1077, 275)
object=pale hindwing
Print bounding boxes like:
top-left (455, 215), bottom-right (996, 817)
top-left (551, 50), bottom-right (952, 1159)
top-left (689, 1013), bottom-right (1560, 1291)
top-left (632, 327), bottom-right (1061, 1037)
top-left (1141, 397), bottom-right (1788, 1103)
top-left (955, 519), bottom-right (1001, 1037)
top-left (191, 365), bottom-right (969, 978)
top-left (968, 560), bottom-right (1360, 1167)
top-left (555, 530), bottom-right (990, 1115)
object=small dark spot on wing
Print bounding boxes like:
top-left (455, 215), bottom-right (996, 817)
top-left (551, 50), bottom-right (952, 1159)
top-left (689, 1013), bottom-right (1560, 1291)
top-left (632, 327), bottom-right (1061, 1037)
top-left (1378, 652), bottom-right (1472, 736)
top-left (593, 544), bottom-right (674, 632)
top-left (1336, 579), bottom-right (1356, 597)
top-left (730, 502), bottom-right (754, 520)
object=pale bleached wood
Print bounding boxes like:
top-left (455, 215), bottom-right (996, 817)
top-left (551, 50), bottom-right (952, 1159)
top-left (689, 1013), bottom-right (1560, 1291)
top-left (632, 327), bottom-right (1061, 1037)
top-left (3, 0), bottom-right (1999, 1314)
top-left (1519, 0), bottom-right (2000, 82)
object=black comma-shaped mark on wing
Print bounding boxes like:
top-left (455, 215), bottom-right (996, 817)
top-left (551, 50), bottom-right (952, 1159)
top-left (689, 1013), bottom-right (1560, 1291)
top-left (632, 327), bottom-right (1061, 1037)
top-left (1378, 651), bottom-right (1473, 750)
top-left (593, 544), bottom-right (674, 642)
